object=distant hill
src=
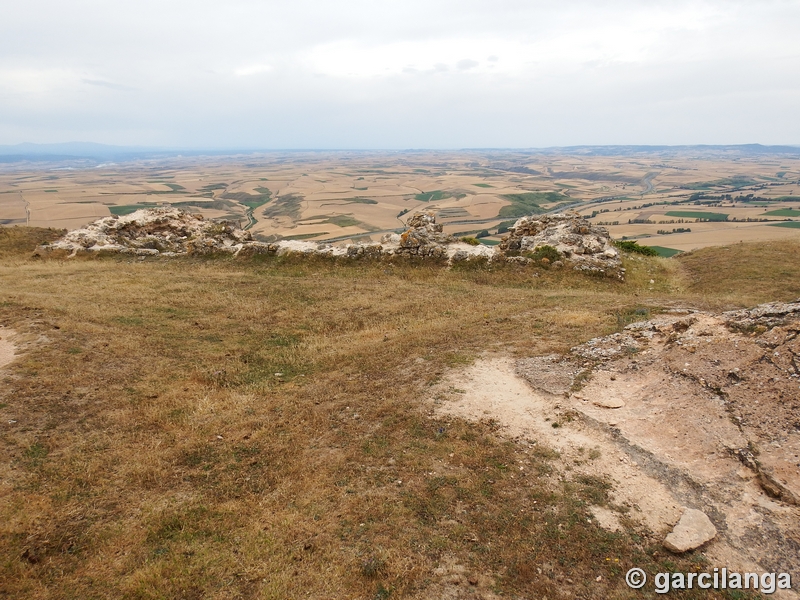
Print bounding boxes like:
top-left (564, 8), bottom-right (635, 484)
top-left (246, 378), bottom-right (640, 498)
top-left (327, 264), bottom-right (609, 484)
top-left (532, 144), bottom-right (800, 156)
top-left (0, 142), bottom-right (165, 163)
top-left (1, 142), bottom-right (799, 164)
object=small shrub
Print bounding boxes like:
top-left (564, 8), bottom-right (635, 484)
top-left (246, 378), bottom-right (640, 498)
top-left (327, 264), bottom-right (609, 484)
top-left (460, 237), bottom-right (480, 246)
top-left (526, 245), bottom-right (561, 264)
top-left (613, 240), bottom-right (659, 256)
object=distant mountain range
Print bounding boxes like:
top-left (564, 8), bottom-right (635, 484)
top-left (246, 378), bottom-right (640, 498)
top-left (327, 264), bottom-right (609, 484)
top-left (1, 142), bottom-right (799, 163)
top-left (0, 142), bottom-right (169, 163)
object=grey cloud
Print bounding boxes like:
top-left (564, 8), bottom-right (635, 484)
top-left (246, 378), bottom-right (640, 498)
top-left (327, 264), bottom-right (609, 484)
top-left (0, 0), bottom-right (798, 147)
top-left (82, 79), bottom-right (134, 91)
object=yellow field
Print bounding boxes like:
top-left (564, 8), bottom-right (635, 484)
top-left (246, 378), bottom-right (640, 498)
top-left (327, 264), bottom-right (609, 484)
top-left (1, 151), bottom-right (799, 252)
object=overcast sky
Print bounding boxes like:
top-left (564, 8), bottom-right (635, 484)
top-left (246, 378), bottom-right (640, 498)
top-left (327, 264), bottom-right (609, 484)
top-left (1, 0), bottom-right (798, 148)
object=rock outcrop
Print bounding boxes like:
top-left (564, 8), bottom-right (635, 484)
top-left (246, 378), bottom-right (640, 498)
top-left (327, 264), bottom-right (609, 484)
top-left (36, 208), bottom-right (624, 277)
top-left (663, 508), bottom-right (717, 553)
top-left (499, 212), bottom-right (622, 277)
top-left (35, 208), bottom-right (258, 257)
top-left (394, 210), bottom-right (455, 258)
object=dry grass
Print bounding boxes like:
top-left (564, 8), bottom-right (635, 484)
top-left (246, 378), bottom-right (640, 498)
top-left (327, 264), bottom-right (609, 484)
top-left (0, 226), bottom-right (64, 258)
top-left (676, 239), bottom-right (800, 307)
top-left (0, 232), bottom-right (776, 599)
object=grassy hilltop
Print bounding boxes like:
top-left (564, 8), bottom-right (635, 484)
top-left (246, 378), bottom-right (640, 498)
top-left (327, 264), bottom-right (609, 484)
top-left (0, 227), bottom-right (798, 599)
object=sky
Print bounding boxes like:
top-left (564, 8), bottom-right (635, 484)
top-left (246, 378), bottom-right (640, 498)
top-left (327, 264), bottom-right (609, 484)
top-left (1, 0), bottom-right (798, 149)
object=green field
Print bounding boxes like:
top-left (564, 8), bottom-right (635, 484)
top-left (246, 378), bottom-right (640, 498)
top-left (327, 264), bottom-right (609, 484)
top-left (648, 246), bottom-right (683, 257)
top-left (108, 203), bottom-right (160, 216)
top-left (473, 183), bottom-right (493, 188)
top-left (281, 232), bottom-right (329, 240)
top-left (664, 211), bottom-right (728, 221)
top-left (321, 197), bottom-right (378, 206)
top-left (763, 208), bottom-right (800, 217)
top-left (415, 190), bottom-right (450, 202)
top-left (498, 192), bottom-right (562, 218)
top-left (768, 221), bottom-right (800, 229)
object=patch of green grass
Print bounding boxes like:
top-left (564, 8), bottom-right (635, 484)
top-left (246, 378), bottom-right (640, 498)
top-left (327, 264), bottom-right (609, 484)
top-left (322, 197), bottom-right (378, 206)
top-left (263, 194), bottom-right (303, 220)
top-left (44, 189), bottom-right (58, 193)
top-left (222, 189), bottom-right (272, 210)
top-left (283, 232), bottom-right (328, 240)
top-left (473, 183), bottom-right (493, 188)
top-left (681, 177), bottom-right (755, 190)
top-left (171, 199), bottom-right (240, 212)
top-left (768, 221), bottom-right (800, 229)
top-left (300, 214), bottom-right (375, 229)
top-left (23, 443), bottom-right (49, 468)
top-left (763, 208), bottom-right (800, 217)
top-left (200, 183), bottom-right (228, 192)
top-left (499, 192), bottom-right (562, 218)
top-left (108, 204), bottom-right (160, 216)
top-left (664, 211), bottom-right (728, 221)
top-left (326, 215), bottom-right (361, 228)
top-left (415, 191), bottom-right (450, 202)
top-left (648, 246), bottom-right (683, 258)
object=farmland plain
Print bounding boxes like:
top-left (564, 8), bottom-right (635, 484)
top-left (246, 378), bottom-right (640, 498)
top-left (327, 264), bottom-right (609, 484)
top-left (2, 149), bottom-right (800, 254)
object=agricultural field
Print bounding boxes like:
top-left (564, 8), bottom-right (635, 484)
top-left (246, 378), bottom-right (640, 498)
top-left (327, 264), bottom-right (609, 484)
top-left (2, 149), bottom-right (800, 253)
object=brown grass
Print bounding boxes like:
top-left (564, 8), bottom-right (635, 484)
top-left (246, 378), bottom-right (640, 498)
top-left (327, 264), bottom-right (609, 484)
top-left (0, 233), bottom-right (773, 599)
top-left (677, 239), bottom-right (800, 307)
top-left (0, 226), bottom-right (64, 258)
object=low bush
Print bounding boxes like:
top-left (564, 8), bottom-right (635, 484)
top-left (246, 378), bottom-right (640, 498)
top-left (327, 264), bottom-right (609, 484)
top-left (613, 240), bottom-right (659, 256)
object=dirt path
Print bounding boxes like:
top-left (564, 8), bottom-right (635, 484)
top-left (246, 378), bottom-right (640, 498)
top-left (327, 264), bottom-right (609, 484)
top-left (431, 354), bottom-right (799, 598)
top-left (0, 328), bottom-right (17, 370)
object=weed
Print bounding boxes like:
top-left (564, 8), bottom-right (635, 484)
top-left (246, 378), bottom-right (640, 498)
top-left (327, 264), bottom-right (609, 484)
top-left (525, 244), bottom-right (561, 264)
top-left (23, 442), bottom-right (49, 468)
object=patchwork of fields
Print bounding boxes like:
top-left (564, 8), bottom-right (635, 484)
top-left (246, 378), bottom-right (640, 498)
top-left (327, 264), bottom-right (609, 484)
top-left (1, 150), bottom-right (799, 252)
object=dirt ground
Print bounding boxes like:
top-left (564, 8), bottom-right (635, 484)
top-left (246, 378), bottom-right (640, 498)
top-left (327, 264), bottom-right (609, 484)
top-left (433, 302), bottom-right (800, 598)
top-left (0, 327), bottom-right (16, 370)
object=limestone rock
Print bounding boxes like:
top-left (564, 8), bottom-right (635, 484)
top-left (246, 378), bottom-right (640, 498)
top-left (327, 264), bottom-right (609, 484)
top-left (35, 208), bottom-right (628, 278)
top-left (593, 397), bottom-right (625, 409)
top-left (663, 508), bottom-right (717, 553)
top-left (499, 212), bottom-right (623, 278)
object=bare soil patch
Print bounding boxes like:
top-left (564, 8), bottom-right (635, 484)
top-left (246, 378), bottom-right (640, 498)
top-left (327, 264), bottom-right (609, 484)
top-left (434, 301), bottom-right (800, 596)
top-left (0, 327), bottom-right (16, 369)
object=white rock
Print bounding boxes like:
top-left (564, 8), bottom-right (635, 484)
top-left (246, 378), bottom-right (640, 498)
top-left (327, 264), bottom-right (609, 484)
top-left (663, 508), bottom-right (717, 553)
top-left (593, 397), bottom-right (625, 408)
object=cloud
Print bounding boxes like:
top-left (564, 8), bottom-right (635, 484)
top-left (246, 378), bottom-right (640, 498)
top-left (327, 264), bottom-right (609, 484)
top-left (82, 79), bottom-right (133, 91)
top-left (0, 0), bottom-right (798, 146)
top-left (234, 64), bottom-right (274, 77)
